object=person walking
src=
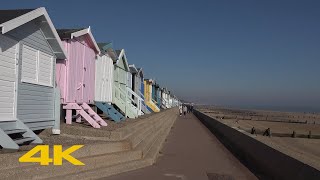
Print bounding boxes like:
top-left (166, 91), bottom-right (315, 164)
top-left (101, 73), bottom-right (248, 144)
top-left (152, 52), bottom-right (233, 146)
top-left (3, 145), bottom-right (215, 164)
top-left (179, 104), bottom-right (182, 116)
top-left (183, 105), bottom-right (187, 117)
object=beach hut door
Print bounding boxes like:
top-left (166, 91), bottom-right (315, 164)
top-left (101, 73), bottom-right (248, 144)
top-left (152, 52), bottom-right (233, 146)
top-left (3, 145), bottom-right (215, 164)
top-left (0, 35), bottom-right (18, 121)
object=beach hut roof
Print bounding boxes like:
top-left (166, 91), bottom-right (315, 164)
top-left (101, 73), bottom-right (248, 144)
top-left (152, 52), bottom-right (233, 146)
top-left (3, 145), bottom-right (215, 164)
top-left (115, 50), bottom-right (122, 56)
top-left (145, 79), bottom-right (153, 83)
top-left (152, 80), bottom-right (160, 88)
top-left (137, 68), bottom-right (144, 77)
top-left (0, 7), bottom-right (67, 59)
top-left (129, 64), bottom-right (138, 74)
top-left (98, 42), bottom-right (118, 62)
top-left (98, 42), bottom-right (114, 52)
top-left (115, 49), bottom-right (129, 71)
top-left (57, 28), bottom-right (86, 39)
top-left (57, 27), bottom-right (100, 54)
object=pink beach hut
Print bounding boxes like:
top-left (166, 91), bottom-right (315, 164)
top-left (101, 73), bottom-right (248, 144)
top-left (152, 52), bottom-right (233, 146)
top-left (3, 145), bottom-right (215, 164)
top-left (56, 27), bottom-right (107, 128)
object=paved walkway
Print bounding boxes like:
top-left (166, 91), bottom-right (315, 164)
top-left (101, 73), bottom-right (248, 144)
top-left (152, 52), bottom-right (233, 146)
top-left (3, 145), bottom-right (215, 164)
top-left (104, 112), bottom-right (257, 180)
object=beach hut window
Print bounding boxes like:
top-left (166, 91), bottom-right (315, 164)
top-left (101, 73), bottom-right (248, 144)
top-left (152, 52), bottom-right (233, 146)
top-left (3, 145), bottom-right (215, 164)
top-left (38, 52), bottom-right (53, 86)
top-left (21, 44), bottom-right (53, 87)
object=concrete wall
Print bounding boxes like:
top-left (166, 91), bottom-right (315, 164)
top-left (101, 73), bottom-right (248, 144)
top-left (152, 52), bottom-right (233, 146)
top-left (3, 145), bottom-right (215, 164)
top-left (193, 110), bottom-right (320, 180)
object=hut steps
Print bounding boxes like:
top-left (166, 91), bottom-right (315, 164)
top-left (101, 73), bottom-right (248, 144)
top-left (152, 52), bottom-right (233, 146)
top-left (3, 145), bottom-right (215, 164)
top-left (113, 97), bottom-right (137, 119)
top-left (141, 102), bottom-right (151, 114)
top-left (63, 103), bottom-right (108, 128)
top-left (0, 119), bottom-right (42, 151)
top-left (145, 100), bottom-right (160, 112)
top-left (95, 102), bottom-right (125, 122)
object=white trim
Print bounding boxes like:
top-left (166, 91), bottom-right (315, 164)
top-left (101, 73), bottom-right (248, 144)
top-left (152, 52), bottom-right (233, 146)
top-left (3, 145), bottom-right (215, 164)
top-left (71, 27), bottom-right (100, 54)
top-left (38, 27), bottom-right (57, 59)
top-left (36, 50), bottom-right (39, 83)
top-left (0, 7), bottom-right (67, 59)
top-left (21, 44), bottom-right (38, 84)
top-left (70, 28), bottom-right (88, 38)
top-left (137, 67), bottom-right (144, 77)
top-left (21, 44), bottom-right (54, 87)
top-left (14, 41), bottom-right (19, 120)
top-left (38, 51), bottom-right (54, 87)
top-left (129, 64), bottom-right (138, 73)
top-left (0, 35), bottom-right (19, 120)
top-left (117, 49), bottom-right (129, 70)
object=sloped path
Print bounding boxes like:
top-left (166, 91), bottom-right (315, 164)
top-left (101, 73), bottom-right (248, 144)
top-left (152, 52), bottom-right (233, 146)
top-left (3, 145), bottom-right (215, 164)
top-left (104, 112), bottom-right (257, 180)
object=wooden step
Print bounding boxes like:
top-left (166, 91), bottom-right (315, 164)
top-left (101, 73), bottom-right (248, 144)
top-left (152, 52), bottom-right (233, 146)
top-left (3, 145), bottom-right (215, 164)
top-left (14, 137), bottom-right (35, 145)
top-left (0, 121), bottom-right (17, 131)
top-left (4, 129), bottom-right (27, 135)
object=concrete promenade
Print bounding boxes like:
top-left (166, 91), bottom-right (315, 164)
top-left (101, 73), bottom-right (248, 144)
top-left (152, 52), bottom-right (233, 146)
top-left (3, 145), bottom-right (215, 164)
top-left (105, 112), bottom-right (257, 180)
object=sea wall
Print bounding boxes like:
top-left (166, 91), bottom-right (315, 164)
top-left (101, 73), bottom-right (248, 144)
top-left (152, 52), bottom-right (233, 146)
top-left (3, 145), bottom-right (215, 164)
top-left (193, 109), bottom-right (320, 180)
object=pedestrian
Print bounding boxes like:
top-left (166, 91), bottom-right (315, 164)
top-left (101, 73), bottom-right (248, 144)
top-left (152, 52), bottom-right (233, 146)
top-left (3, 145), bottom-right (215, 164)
top-left (179, 104), bottom-right (182, 116)
top-left (183, 105), bottom-right (187, 117)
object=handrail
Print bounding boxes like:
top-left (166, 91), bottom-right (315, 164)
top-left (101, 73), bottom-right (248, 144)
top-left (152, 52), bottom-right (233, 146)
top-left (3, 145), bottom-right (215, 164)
top-left (127, 95), bottom-right (136, 104)
top-left (117, 86), bottom-right (127, 96)
top-left (127, 87), bottom-right (143, 101)
top-left (114, 85), bottom-right (143, 117)
top-left (126, 87), bottom-right (143, 115)
top-left (138, 90), bottom-right (145, 99)
top-left (152, 99), bottom-right (158, 105)
top-left (162, 98), bottom-right (168, 107)
top-left (114, 85), bottom-right (126, 97)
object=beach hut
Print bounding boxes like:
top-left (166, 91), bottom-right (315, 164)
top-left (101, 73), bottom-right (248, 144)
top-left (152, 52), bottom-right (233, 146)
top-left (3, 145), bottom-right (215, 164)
top-left (165, 88), bottom-right (171, 108)
top-left (172, 95), bottom-right (178, 107)
top-left (156, 84), bottom-right (162, 109)
top-left (168, 90), bottom-right (173, 107)
top-left (128, 65), bottom-right (137, 100)
top-left (94, 43), bottom-right (124, 122)
top-left (127, 65), bottom-right (134, 91)
top-left (152, 81), bottom-right (157, 107)
top-left (129, 65), bottom-right (150, 114)
top-left (56, 27), bottom-right (107, 128)
top-left (161, 88), bottom-right (170, 109)
top-left (160, 88), bottom-right (165, 109)
top-left (138, 69), bottom-right (151, 114)
top-left (113, 49), bottom-right (139, 118)
top-left (0, 7), bottom-right (66, 150)
top-left (127, 64), bottom-right (144, 116)
top-left (144, 79), bottom-right (160, 112)
top-left (152, 81), bottom-right (161, 109)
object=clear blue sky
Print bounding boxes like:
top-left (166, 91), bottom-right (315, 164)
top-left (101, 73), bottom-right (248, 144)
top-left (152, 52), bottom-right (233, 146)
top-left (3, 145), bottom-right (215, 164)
top-left (2, 0), bottom-right (320, 111)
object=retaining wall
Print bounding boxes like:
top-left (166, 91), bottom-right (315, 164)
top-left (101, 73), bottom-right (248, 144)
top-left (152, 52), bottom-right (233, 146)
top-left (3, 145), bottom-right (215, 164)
top-left (193, 110), bottom-right (320, 180)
